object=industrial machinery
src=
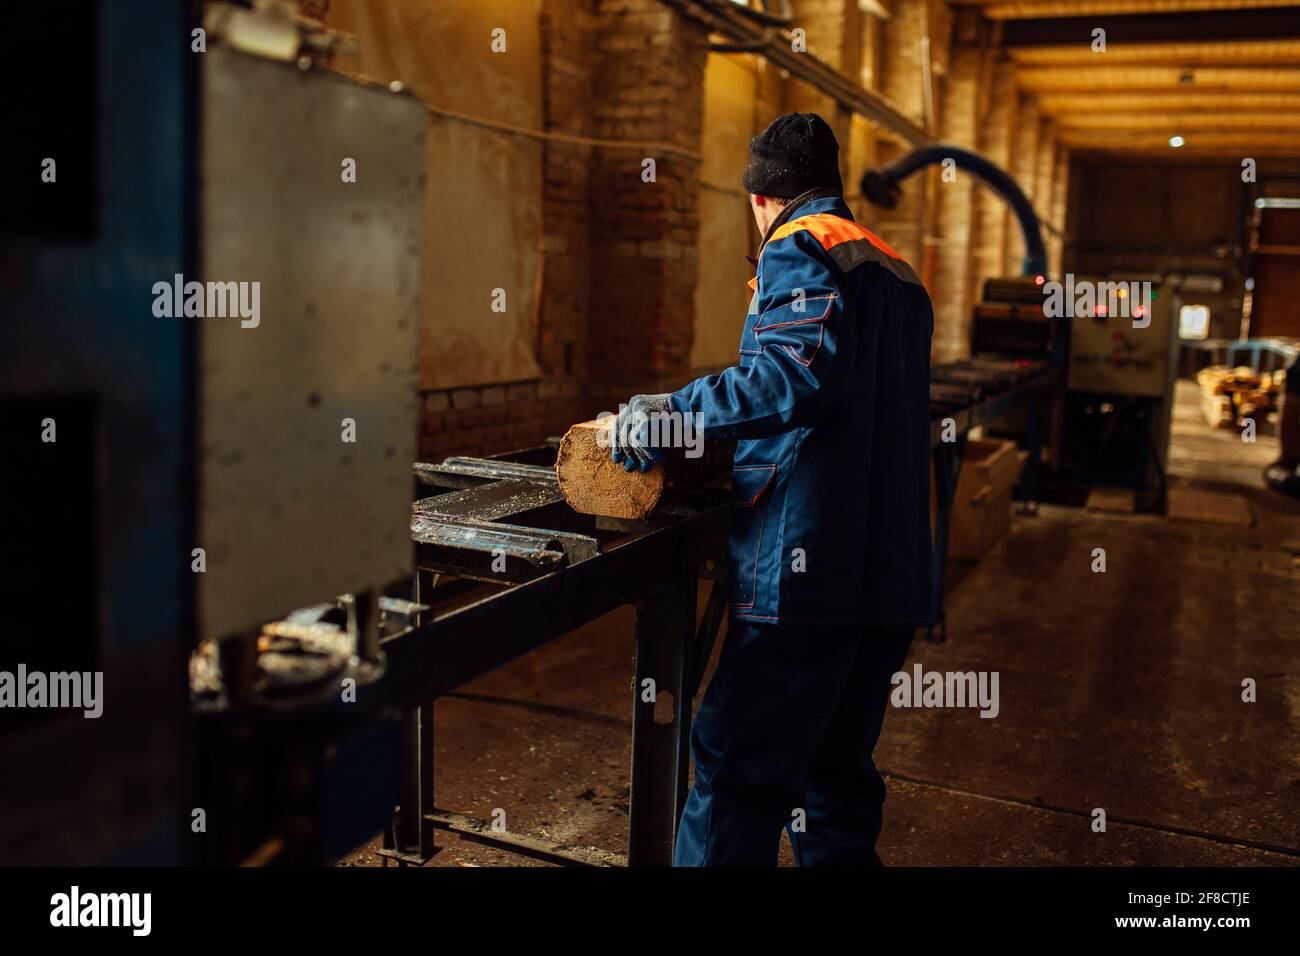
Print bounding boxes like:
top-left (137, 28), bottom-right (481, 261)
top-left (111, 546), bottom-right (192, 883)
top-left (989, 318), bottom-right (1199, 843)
top-left (82, 14), bottom-right (732, 867)
top-left (1058, 276), bottom-right (1179, 508)
top-left (925, 277), bottom-right (1063, 639)
top-left (183, 419), bottom-right (736, 869)
top-left (865, 143), bottom-right (1182, 560)
top-left (185, 38), bottom-right (432, 863)
top-left (0, 1), bottom-right (733, 866)
top-left (378, 447), bottom-right (729, 866)
top-left (187, 35), bottom-right (733, 867)
top-left (192, 437), bottom-right (731, 867)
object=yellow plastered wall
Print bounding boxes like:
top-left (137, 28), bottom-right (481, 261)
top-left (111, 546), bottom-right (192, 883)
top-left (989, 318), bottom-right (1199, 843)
top-left (692, 53), bottom-right (761, 373)
top-left (319, 0), bottom-right (543, 390)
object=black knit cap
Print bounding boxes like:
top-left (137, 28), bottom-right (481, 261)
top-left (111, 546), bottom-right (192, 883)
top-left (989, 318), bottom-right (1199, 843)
top-left (742, 112), bottom-right (843, 199)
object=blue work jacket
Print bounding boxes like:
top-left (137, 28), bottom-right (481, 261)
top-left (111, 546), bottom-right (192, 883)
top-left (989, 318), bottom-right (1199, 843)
top-left (671, 194), bottom-right (934, 626)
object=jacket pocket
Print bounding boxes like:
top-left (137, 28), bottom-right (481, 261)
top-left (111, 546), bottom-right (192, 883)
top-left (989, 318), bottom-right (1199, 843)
top-left (729, 464), bottom-right (777, 610)
top-left (752, 292), bottom-right (837, 332)
top-left (753, 293), bottom-right (838, 367)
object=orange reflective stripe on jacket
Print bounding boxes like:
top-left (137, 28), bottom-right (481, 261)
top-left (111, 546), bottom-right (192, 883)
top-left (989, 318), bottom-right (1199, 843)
top-left (768, 213), bottom-right (904, 261)
top-left (762, 212), bottom-right (921, 287)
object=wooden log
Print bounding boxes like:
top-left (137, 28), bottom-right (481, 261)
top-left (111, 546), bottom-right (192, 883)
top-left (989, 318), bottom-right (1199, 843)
top-left (555, 418), bottom-right (733, 519)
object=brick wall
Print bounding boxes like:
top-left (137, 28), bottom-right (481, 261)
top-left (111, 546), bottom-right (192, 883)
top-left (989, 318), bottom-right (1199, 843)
top-left (933, 42), bottom-right (985, 362)
top-left (584, 0), bottom-right (708, 404)
top-left (787, 0), bottom-right (861, 164)
top-left (1005, 93), bottom-right (1041, 275)
top-left (418, 0), bottom-right (708, 461)
top-left (420, 0), bottom-right (593, 461)
top-left (875, 0), bottom-right (930, 268)
top-left (1049, 146), bottom-right (1070, 275)
top-left (1034, 117), bottom-right (1057, 244)
top-left (976, 56), bottom-right (1018, 284)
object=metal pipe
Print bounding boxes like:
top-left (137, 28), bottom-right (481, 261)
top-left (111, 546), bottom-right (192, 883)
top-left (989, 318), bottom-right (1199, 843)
top-left (663, 0), bottom-right (926, 145)
top-left (861, 143), bottom-right (1048, 276)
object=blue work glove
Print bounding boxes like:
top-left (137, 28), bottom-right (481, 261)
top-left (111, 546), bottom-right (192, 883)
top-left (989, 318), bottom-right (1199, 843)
top-left (610, 393), bottom-right (672, 472)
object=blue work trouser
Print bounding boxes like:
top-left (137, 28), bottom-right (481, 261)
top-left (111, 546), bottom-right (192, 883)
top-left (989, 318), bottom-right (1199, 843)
top-left (673, 619), bottom-right (915, 866)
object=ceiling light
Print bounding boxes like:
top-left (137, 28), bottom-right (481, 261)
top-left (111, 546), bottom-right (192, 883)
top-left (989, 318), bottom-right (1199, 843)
top-left (1168, 135), bottom-right (1185, 148)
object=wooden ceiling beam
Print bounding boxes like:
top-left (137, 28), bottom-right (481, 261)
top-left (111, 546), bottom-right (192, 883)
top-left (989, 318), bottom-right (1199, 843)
top-left (1009, 38), bottom-right (1300, 66)
top-left (978, 1), bottom-right (1300, 24)
top-left (1051, 111), bottom-right (1300, 129)
top-left (1037, 91), bottom-right (1300, 111)
top-left (1058, 130), bottom-right (1300, 149)
top-left (1001, 6), bottom-right (1300, 45)
top-left (1016, 65), bottom-right (1300, 90)
top-left (1070, 146), bottom-right (1300, 158)
top-left (964, 2), bottom-right (1300, 159)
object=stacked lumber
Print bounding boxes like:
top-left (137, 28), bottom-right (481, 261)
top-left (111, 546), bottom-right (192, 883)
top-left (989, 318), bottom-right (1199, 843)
top-left (1195, 365), bottom-right (1281, 430)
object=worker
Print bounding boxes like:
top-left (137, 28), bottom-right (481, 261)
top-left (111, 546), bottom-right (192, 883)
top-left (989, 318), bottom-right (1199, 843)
top-left (610, 113), bottom-right (934, 865)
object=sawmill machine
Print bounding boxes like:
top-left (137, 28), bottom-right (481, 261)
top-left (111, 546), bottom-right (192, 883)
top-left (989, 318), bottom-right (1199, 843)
top-left (3, 6), bottom-right (728, 868)
top-left (863, 144), bottom-right (1178, 514)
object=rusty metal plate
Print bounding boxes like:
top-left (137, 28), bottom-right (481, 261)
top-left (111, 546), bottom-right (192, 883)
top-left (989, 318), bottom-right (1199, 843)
top-left (198, 46), bottom-right (424, 641)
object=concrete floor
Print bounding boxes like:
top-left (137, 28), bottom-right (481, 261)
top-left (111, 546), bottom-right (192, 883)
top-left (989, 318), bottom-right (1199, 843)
top-left (341, 381), bottom-right (1300, 866)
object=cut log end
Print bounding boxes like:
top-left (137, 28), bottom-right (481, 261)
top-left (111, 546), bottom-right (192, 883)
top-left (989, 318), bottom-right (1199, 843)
top-left (555, 419), bottom-right (665, 520)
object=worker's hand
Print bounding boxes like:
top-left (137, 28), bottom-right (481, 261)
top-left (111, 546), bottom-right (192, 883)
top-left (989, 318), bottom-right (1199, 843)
top-left (610, 393), bottom-right (672, 472)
